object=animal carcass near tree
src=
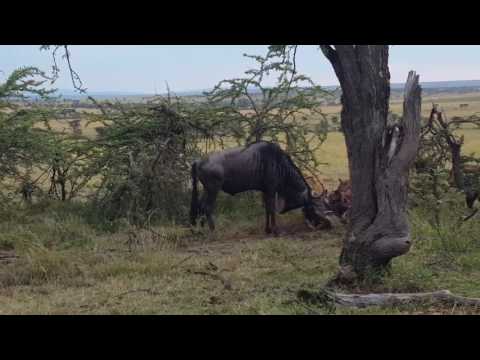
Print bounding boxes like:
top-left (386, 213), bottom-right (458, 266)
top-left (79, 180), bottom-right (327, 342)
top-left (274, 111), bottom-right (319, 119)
top-left (190, 141), bottom-right (333, 235)
top-left (327, 179), bottom-right (352, 223)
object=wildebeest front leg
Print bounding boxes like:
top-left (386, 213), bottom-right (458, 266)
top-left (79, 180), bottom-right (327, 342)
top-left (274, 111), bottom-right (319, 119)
top-left (264, 193), bottom-right (279, 236)
top-left (204, 190), bottom-right (219, 231)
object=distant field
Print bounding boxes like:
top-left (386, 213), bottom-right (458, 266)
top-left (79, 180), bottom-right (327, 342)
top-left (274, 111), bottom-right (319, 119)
top-left (314, 133), bottom-right (348, 189)
top-left (320, 92), bottom-right (480, 118)
top-left (35, 92), bottom-right (480, 192)
top-left (314, 92), bottom-right (480, 189)
top-left (315, 128), bottom-right (480, 191)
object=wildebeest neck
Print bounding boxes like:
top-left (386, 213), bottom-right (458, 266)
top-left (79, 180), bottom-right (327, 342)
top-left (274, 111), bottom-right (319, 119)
top-left (265, 144), bottom-right (312, 213)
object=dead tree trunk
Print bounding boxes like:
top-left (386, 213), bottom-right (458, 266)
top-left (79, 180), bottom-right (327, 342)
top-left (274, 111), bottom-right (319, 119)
top-left (320, 46), bottom-right (421, 280)
top-left (432, 106), bottom-right (465, 190)
top-left (451, 142), bottom-right (464, 188)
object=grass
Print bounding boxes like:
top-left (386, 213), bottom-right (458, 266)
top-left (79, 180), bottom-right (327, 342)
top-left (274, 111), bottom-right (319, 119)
top-left (314, 132), bottom-right (349, 188)
top-left (2, 189), bottom-right (480, 315)
top-left (0, 210), bottom-right (344, 314)
top-left (2, 96), bottom-right (480, 314)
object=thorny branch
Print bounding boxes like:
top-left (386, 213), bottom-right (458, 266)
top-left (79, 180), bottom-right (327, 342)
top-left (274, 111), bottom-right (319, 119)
top-left (41, 45), bottom-right (87, 93)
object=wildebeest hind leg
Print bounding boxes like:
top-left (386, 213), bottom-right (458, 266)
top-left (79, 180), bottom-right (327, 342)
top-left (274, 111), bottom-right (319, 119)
top-left (271, 213), bottom-right (279, 237)
top-left (264, 193), bottom-right (279, 236)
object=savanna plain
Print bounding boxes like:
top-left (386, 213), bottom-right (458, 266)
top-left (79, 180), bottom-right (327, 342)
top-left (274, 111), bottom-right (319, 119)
top-left (1, 93), bottom-right (480, 315)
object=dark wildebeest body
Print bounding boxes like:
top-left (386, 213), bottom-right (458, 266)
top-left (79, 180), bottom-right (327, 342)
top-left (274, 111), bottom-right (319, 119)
top-left (190, 141), bottom-right (331, 235)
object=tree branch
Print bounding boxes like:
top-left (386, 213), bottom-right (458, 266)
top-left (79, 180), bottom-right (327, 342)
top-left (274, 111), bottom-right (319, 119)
top-left (394, 71), bottom-right (421, 173)
top-left (319, 45), bottom-right (337, 65)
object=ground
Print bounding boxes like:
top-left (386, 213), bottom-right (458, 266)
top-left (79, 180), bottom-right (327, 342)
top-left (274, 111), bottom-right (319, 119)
top-left (2, 96), bottom-right (480, 314)
top-left (2, 187), bottom-right (480, 315)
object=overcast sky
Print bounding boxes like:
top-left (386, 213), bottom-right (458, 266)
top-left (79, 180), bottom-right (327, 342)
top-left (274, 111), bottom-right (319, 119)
top-left (1, 45), bottom-right (479, 93)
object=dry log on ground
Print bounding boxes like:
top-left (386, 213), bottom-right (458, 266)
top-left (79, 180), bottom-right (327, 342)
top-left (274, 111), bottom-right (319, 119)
top-left (297, 289), bottom-right (480, 309)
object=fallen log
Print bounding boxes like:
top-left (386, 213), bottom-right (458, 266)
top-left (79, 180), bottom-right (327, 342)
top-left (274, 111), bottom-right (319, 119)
top-left (297, 289), bottom-right (480, 309)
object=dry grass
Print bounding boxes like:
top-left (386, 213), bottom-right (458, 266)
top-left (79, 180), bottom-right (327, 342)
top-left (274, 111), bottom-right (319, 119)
top-left (2, 203), bottom-right (480, 315)
top-left (0, 210), bottom-right (344, 314)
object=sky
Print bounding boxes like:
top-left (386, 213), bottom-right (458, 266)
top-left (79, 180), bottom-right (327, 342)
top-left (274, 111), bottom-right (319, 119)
top-left (1, 45), bottom-right (480, 94)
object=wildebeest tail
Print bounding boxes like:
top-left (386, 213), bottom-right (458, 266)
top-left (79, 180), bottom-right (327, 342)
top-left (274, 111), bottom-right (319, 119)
top-left (190, 161), bottom-right (199, 226)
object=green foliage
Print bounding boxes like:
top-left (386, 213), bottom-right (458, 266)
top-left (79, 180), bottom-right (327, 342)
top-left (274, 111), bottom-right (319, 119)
top-left (0, 67), bottom-right (57, 200)
top-left (203, 46), bottom-right (330, 178)
top-left (83, 97), bottom-right (204, 225)
top-left (0, 75), bottom-right (95, 200)
top-left (410, 197), bottom-right (480, 266)
top-left (0, 66), bottom-right (100, 209)
top-left (413, 109), bottom-right (480, 225)
top-left (0, 66), bottom-right (55, 102)
top-left (410, 168), bottom-right (452, 207)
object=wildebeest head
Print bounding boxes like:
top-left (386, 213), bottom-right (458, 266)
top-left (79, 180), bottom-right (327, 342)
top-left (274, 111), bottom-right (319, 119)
top-left (303, 189), bottom-right (335, 229)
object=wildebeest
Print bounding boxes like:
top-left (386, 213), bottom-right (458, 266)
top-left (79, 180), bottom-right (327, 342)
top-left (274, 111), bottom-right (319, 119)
top-left (190, 141), bottom-right (333, 235)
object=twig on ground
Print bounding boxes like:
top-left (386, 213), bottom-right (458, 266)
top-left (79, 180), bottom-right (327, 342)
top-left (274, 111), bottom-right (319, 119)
top-left (170, 255), bottom-right (194, 270)
top-left (79, 288), bottom-right (161, 312)
top-left (188, 270), bottom-right (232, 290)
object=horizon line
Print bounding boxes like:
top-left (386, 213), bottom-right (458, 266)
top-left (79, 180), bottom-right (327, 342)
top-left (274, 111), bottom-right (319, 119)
top-left (51, 79), bottom-right (480, 97)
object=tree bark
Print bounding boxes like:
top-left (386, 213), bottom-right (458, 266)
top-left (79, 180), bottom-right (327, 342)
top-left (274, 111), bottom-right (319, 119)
top-left (320, 46), bottom-right (421, 279)
top-left (450, 142), bottom-right (464, 189)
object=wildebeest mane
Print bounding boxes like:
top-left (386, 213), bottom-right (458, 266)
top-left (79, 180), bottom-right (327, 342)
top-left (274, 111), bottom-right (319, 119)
top-left (280, 149), bottom-right (312, 194)
top-left (257, 141), bottom-right (312, 213)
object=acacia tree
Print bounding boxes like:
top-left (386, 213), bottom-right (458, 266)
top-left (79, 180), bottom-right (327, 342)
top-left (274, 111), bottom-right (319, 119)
top-left (205, 46), bottom-right (329, 180)
top-left (0, 67), bottom-right (57, 198)
top-left (414, 105), bottom-right (480, 213)
top-left (318, 46), bottom-right (422, 281)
